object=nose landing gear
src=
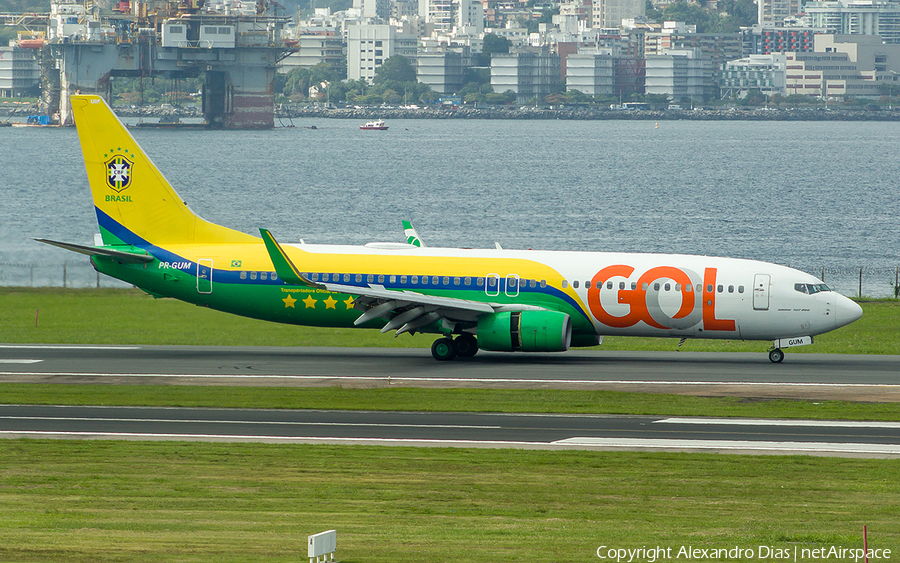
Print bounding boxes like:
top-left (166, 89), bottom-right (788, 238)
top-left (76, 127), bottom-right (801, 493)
top-left (768, 348), bottom-right (785, 363)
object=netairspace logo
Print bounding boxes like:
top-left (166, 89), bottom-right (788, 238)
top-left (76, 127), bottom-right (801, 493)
top-left (596, 546), bottom-right (892, 563)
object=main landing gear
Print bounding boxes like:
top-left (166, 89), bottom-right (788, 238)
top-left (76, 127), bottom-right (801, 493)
top-left (431, 334), bottom-right (479, 361)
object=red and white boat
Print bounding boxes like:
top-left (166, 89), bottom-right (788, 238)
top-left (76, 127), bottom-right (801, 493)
top-left (360, 119), bottom-right (388, 130)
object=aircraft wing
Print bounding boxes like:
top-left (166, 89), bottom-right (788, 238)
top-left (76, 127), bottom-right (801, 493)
top-left (260, 228), bottom-right (504, 336)
top-left (35, 238), bottom-right (154, 264)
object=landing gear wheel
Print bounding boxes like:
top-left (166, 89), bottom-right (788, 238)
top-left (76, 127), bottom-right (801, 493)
top-left (454, 334), bottom-right (479, 358)
top-left (768, 348), bottom-right (785, 363)
top-left (431, 337), bottom-right (457, 361)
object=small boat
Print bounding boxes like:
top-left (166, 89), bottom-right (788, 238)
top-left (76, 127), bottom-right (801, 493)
top-left (360, 119), bottom-right (388, 130)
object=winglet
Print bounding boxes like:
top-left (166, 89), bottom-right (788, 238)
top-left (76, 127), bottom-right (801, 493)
top-left (259, 228), bottom-right (319, 287)
top-left (402, 220), bottom-right (425, 247)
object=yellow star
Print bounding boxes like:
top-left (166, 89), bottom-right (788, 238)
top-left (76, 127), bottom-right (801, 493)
top-left (323, 295), bottom-right (337, 309)
top-left (343, 296), bottom-right (355, 309)
top-left (303, 295), bottom-right (317, 309)
top-left (282, 294), bottom-right (297, 308)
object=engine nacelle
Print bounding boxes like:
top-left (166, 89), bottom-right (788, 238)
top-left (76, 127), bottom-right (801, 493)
top-left (476, 311), bottom-right (572, 352)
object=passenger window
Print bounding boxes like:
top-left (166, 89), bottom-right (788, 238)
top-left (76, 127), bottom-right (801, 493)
top-left (664, 283), bottom-right (670, 291)
top-left (378, 275), bottom-right (384, 284)
top-left (477, 278), bottom-right (484, 287)
top-left (432, 276), bottom-right (439, 285)
top-left (421, 277), bottom-right (428, 285)
top-left (619, 282), bottom-right (625, 290)
top-left (311, 273), bottom-right (319, 281)
top-left (367, 274), bottom-right (374, 283)
top-left (355, 274), bottom-right (362, 283)
top-left (443, 276), bottom-right (450, 285)
top-left (343, 274), bottom-right (350, 282)
top-left (631, 282), bottom-right (637, 290)
top-left (240, 271), bottom-right (247, 279)
top-left (272, 274), bottom-right (277, 281)
top-left (454, 277), bottom-right (461, 285)
top-left (573, 281), bottom-right (579, 289)
top-left (411, 275), bottom-right (418, 284)
top-left (562, 280), bottom-right (568, 288)
top-left (400, 275), bottom-right (407, 284)
top-left (607, 281), bottom-right (614, 290)
top-left (540, 280), bottom-right (547, 288)
top-left (738, 285), bottom-right (744, 293)
top-left (488, 277), bottom-right (497, 287)
top-left (529, 279), bottom-right (536, 288)
top-left (684, 284), bottom-right (691, 292)
top-left (728, 285), bottom-right (734, 293)
top-left (465, 277), bottom-right (472, 286)
top-left (250, 271), bottom-right (257, 280)
top-left (653, 283), bottom-right (660, 291)
top-left (642, 283), bottom-right (648, 291)
top-left (389, 275), bottom-right (396, 284)
top-left (706, 284), bottom-right (713, 293)
top-left (717, 285), bottom-right (723, 293)
top-left (261, 272), bottom-right (268, 280)
top-left (675, 284), bottom-right (681, 292)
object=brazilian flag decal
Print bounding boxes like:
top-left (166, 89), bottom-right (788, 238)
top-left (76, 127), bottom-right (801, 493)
top-left (106, 154), bottom-right (133, 193)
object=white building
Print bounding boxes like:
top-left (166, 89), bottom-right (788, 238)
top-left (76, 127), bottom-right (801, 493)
top-left (417, 51), bottom-right (467, 93)
top-left (758, 0), bottom-right (802, 26)
top-left (490, 51), bottom-right (561, 104)
top-left (419, 0), bottom-right (484, 35)
top-left (354, 0), bottom-right (391, 20)
top-left (805, 0), bottom-right (900, 44)
top-left (0, 46), bottom-right (40, 98)
top-left (720, 53), bottom-right (787, 97)
top-left (278, 34), bottom-right (345, 73)
top-left (565, 51), bottom-right (616, 95)
top-left (645, 48), bottom-right (713, 101)
top-left (592, 0), bottom-right (644, 30)
top-left (347, 24), bottom-right (418, 82)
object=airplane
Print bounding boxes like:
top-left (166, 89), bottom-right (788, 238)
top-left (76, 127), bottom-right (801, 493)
top-left (38, 95), bottom-right (863, 363)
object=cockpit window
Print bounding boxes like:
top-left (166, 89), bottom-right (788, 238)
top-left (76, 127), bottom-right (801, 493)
top-left (795, 283), bottom-right (832, 295)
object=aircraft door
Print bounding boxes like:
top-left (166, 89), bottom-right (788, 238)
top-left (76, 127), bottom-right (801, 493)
top-left (198, 259), bottom-right (213, 294)
top-left (753, 274), bottom-right (769, 310)
top-left (505, 274), bottom-right (520, 297)
top-left (485, 273), bottom-right (500, 297)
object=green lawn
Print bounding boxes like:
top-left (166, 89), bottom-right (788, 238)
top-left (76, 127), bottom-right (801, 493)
top-left (2, 288), bottom-right (897, 354)
top-left (1, 289), bottom-right (898, 562)
top-left (0, 441), bottom-right (896, 563)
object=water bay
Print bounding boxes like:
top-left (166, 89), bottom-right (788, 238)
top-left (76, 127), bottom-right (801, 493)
top-left (1, 117), bottom-right (898, 295)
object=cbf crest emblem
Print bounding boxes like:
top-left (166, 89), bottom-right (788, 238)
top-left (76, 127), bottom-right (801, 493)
top-left (105, 154), bottom-right (133, 193)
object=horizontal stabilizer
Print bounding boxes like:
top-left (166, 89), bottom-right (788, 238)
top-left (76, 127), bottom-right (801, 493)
top-left (258, 228), bottom-right (319, 287)
top-left (35, 238), bottom-right (154, 263)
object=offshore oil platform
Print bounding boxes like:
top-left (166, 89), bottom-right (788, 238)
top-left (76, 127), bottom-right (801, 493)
top-left (21, 0), bottom-right (291, 128)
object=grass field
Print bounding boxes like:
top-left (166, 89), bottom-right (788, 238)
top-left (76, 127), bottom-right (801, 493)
top-left (0, 441), bottom-right (897, 563)
top-left (2, 287), bottom-right (899, 354)
top-left (1, 288), bottom-right (897, 562)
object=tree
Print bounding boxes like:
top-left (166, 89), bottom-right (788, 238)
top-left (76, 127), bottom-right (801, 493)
top-left (476, 33), bottom-right (512, 66)
top-left (374, 56), bottom-right (416, 85)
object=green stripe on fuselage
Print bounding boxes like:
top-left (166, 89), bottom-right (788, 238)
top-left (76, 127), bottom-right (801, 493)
top-left (92, 258), bottom-right (595, 337)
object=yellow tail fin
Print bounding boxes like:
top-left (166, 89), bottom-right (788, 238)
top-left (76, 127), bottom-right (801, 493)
top-left (71, 95), bottom-right (257, 247)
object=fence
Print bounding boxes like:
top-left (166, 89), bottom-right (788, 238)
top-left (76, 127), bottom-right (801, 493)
top-left (2, 260), bottom-right (898, 298)
top-left (0, 261), bottom-right (130, 289)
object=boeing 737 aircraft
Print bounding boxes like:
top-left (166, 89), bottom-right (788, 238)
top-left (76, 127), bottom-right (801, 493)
top-left (39, 95), bottom-right (863, 362)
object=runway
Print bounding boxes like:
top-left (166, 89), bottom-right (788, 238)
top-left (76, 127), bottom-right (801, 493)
top-left (1, 344), bottom-right (899, 401)
top-left (0, 405), bottom-right (898, 457)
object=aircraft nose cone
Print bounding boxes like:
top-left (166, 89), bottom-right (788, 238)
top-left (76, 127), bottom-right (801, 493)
top-left (834, 295), bottom-right (863, 329)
